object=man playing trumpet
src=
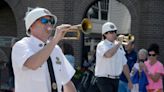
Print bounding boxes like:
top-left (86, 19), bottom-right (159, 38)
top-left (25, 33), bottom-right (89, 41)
top-left (95, 22), bottom-right (133, 92)
top-left (12, 7), bottom-right (76, 92)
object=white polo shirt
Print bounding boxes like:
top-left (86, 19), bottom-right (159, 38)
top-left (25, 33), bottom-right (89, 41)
top-left (12, 36), bottom-right (75, 92)
top-left (95, 39), bottom-right (127, 77)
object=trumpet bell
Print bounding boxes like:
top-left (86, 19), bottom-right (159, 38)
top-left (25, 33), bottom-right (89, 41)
top-left (117, 34), bottom-right (135, 45)
top-left (63, 18), bottom-right (93, 40)
top-left (124, 34), bottom-right (134, 42)
top-left (81, 18), bottom-right (92, 34)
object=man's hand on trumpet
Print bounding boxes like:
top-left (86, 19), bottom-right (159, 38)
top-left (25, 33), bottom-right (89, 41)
top-left (117, 34), bottom-right (124, 43)
top-left (116, 34), bottom-right (130, 45)
top-left (53, 24), bottom-right (71, 42)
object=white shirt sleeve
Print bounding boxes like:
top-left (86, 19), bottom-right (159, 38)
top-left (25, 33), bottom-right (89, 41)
top-left (61, 56), bottom-right (75, 85)
top-left (55, 46), bottom-right (75, 85)
top-left (12, 42), bottom-right (34, 70)
top-left (97, 43), bottom-right (113, 57)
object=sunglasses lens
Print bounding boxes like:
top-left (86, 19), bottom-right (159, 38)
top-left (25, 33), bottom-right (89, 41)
top-left (110, 30), bottom-right (117, 33)
top-left (40, 18), bottom-right (55, 25)
top-left (113, 30), bottom-right (117, 33)
top-left (50, 18), bottom-right (55, 25)
top-left (40, 18), bottom-right (48, 24)
top-left (105, 30), bottom-right (117, 34)
top-left (148, 54), bottom-right (156, 56)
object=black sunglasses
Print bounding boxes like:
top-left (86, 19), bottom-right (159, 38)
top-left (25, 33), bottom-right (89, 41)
top-left (40, 17), bottom-right (55, 25)
top-left (105, 30), bottom-right (117, 34)
top-left (148, 53), bottom-right (156, 57)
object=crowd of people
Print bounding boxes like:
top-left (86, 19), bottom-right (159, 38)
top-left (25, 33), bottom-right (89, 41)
top-left (94, 22), bottom-right (164, 92)
top-left (0, 7), bottom-right (163, 92)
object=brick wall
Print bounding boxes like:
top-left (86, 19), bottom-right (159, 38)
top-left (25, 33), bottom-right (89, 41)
top-left (1, 0), bottom-right (164, 64)
top-left (139, 0), bottom-right (164, 63)
top-left (3, 0), bottom-right (96, 65)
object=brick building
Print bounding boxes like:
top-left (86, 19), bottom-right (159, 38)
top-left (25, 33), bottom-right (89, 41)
top-left (0, 0), bottom-right (164, 89)
top-left (0, 0), bottom-right (164, 66)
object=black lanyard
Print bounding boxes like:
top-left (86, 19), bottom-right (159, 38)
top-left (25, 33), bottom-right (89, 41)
top-left (47, 57), bottom-right (57, 92)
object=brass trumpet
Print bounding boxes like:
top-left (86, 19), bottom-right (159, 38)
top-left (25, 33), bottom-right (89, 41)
top-left (63, 18), bottom-right (93, 40)
top-left (117, 34), bottom-right (135, 45)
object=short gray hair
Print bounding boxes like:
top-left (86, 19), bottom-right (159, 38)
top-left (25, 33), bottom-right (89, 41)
top-left (138, 48), bottom-right (148, 56)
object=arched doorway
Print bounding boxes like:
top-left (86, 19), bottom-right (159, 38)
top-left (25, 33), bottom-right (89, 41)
top-left (82, 0), bottom-right (131, 68)
top-left (0, 0), bottom-right (17, 91)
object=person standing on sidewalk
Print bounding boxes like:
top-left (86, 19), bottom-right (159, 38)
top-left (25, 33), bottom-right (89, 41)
top-left (144, 43), bottom-right (164, 92)
top-left (95, 22), bottom-right (133, 92)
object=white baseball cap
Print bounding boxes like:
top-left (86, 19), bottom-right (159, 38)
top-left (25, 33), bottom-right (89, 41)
top-left (102, 22), bottom-right (117, 34)
top-left (24, 7), bottom-right (57, 36)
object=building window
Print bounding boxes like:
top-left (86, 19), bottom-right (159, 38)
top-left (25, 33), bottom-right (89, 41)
top-left (87, 0), bottom-right (131, 34)
top-left (88, 0), bottom-right (109, 20)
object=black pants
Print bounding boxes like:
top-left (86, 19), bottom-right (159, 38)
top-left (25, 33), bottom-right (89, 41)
top-left (96, 77), bottom-right (119, 92)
